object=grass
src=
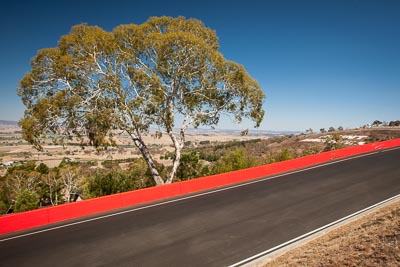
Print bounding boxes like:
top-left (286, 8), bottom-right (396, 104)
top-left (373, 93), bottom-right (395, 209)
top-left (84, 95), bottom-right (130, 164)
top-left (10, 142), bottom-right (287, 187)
top-left (265, 199), bottom-right (400, 266)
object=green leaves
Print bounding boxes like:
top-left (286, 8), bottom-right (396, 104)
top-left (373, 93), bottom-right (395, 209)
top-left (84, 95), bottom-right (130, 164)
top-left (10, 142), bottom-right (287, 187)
top-left (18, 16), bottom-right (265, 184)
top-left (14, 190), bottom-right (39, 212)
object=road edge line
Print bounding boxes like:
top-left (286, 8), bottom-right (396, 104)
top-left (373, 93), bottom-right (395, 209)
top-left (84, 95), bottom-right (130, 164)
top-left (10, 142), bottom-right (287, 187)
top-left (229, 193), bottom-right (400, 267)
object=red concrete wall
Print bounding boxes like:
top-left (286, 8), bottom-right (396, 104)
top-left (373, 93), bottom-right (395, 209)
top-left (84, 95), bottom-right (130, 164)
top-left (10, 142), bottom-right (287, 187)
top-left (1, 138), bottom-right (399, 235)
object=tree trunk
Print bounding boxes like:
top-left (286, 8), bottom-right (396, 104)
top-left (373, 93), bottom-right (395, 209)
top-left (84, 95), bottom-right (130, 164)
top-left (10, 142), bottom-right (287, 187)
top-left (49, 184), bottom-right (54, 206)
top-left (165, 128), bottom-right (185, 184)
top-left (166, 144), bottom-right (181, 184)
top-left (132, 137), bottom-right (165, 186)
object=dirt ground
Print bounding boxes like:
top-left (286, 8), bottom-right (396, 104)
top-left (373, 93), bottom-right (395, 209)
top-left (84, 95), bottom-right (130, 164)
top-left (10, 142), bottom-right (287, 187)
top-left (2, 127), bottom-right (399, 171)
top-left (0, 126), bottom-right (271, 169)
top-left (265, 199), bottom-right (400, 267)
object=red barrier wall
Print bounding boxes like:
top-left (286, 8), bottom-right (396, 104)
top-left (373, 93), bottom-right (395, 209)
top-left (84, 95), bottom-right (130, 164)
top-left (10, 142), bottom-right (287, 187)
top-left (1, 138), bottom-right (399, 235)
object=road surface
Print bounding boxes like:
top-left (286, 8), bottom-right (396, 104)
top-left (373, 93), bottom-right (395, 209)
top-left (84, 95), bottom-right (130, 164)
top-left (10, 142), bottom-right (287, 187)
top-left (1, 148), bottom-right (400, 266)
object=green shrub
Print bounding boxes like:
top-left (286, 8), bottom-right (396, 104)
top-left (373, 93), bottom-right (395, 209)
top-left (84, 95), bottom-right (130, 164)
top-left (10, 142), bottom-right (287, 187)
top-left (14, 190), bottom-right (39, 212)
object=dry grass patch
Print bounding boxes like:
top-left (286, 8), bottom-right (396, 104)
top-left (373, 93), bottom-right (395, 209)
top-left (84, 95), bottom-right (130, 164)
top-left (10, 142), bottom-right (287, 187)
top-left (266, 199), bottom-right (400, 267)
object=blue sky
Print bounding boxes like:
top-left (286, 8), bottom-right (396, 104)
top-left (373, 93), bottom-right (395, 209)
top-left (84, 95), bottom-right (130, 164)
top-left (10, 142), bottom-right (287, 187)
top-left (1, 0), bottom-right (399, 131)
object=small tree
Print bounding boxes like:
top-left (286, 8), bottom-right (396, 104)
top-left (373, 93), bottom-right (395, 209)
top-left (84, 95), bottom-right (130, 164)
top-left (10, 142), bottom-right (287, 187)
top-left (240, 128), bottom-right (249, 136)
top-left (276, 148), bottom-right (293, 162)
top-left (328, 127), bottom-right (336, 132)
top-left (372, 120), bottom-right (382, 127)
top-left (176, 151), bottom-right (202, 180)
top-left (6, 170), bottom-right (40, 195)
top-left (324, 134), bottom-right (345, 151)
top-left (389, 120), bottom-right (400, 127)
top-left (42, 170), bottom-right (62, 206)
top-left (60, 167), bottom-right (82, 202)
top-left (36, 162), bottom-right (49, 174)
top-left (14, 190), bottom-right (39, 212)
top-left (320, 128), bottom-right (326, 133)
top-left (18, 17), bottom-right (265, 185)
top-left (337, 126), bottom-right (344, 131)
top-left (215, 148), bottom-right (260, 174)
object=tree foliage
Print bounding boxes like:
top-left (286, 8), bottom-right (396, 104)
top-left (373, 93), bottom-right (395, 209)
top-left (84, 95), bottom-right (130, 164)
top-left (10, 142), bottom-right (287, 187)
top-left (18, 16), bottom-right (265, 185)
top-left (14, 190), bottom-right (39, 212)
top-left (276, 148), bottom-right (293, 162)
top-left (214, 148), bottom-right (261, 174)
top-left (36, 162), bottom-right (49, 174)
top-left (323, 134), bottom-right (345, 151)
top-left (175, 151), bottom-right (208, 180)
top-left (0, 161), bottom-right (155, 214)
top-left (389, 120), bottom-right (400, 127)
top-left (372, 120), bottom-right (382, 127)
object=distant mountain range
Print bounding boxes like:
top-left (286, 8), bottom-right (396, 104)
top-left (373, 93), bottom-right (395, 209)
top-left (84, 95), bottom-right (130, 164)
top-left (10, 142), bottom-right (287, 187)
top-left (0, 120), bottom-right (18, 126)
top-left (183, 128), bottom-right (300, 136)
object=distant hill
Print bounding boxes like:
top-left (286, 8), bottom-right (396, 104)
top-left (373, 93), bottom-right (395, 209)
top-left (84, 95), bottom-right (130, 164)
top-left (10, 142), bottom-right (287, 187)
top-left (0, 120), bottom-right (18, 126)
top-left (183, 128), bottom-right (301, 136)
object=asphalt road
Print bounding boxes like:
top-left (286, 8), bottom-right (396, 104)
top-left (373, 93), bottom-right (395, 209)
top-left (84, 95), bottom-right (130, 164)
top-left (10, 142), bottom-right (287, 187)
top-left (1, 148), bottom-right (400, 266)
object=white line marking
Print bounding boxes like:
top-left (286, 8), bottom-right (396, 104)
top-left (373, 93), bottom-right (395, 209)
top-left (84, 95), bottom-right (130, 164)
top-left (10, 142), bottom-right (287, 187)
top-left (1, 147), bottom-right (399, 242)
top-left (229, 192), bottom-right (400, 267)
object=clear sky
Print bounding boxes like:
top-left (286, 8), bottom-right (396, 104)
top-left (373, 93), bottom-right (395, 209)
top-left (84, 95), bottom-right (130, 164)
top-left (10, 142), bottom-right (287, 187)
top-left (1, 0), bottom-right (399, 131)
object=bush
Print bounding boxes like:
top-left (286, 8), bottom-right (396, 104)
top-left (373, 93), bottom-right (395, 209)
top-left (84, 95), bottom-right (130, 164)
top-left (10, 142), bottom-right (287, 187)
top-left (324, 134), bottom-right (345, 151)
top-left (7, 161), bottom-right (36, 174)
top-left (176, 152), bottom-right (202, 180)
top-left (214, 148), bottom-right (261, 174)
top-left (277, 148), bottom-right (293, 161)
top-left (14, 190), bottom-right (39, 212)
top-left (36, 162), bottom-right (49, 174)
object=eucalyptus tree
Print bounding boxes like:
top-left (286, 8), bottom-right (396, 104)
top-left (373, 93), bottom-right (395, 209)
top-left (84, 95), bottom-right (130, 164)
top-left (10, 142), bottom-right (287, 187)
top-left (18, 16), bottom-right (265, 185)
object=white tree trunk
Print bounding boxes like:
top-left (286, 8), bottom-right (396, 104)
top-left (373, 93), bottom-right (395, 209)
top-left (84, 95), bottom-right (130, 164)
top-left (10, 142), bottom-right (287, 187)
top-left (132, 137), bottom-right (165, 186)
top-left (166, 143), bottom-right (181, 184)
top-left (61, 168), bottom-right (80, 202)
top-left (165, 128), bottom-right (185, 184)
top-left (46, 173), bottom-right (60, 206)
